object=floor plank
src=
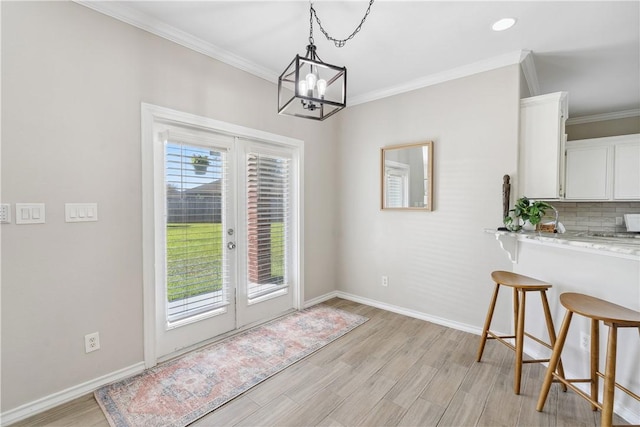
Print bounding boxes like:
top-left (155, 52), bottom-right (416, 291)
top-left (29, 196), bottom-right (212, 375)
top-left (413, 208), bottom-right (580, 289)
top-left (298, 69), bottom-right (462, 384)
top-left (10, 298), bottom-right (632, 427)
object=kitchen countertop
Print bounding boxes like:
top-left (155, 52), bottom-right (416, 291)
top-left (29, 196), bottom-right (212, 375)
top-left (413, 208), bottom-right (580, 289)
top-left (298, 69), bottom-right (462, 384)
top-left (486, 229), bottom-right (640, 261)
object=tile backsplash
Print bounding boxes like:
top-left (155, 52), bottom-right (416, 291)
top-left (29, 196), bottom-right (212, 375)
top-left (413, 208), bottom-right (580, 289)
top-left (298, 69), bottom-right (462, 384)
top-left (551, 202), bottom-right (640, 233)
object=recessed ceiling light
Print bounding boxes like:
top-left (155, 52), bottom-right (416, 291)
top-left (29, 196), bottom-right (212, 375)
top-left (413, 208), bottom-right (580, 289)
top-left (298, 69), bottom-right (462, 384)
top-left (492, 18), bottom-right (517, 32)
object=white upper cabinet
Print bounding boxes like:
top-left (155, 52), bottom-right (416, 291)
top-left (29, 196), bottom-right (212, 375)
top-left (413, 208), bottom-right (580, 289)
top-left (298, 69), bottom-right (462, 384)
top-left (565, 143), bottom-right (610, 200)
top-left (565, 134), bottom-right (640, 201)
top-left (519, 92), bottom-right (568, 199)
top-left (613, 137), bottom-right (640, 199)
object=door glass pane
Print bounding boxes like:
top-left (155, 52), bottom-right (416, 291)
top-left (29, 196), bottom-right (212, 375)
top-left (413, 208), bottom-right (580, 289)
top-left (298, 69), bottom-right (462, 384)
top-left (165, 143), bottom-right (228, 323)
top-left (246, 153), bottom-right (290, 300)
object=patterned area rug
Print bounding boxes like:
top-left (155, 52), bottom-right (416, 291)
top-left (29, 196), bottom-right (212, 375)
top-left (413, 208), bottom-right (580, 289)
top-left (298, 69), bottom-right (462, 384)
top-left (95, 304), bottom-right (367, 427)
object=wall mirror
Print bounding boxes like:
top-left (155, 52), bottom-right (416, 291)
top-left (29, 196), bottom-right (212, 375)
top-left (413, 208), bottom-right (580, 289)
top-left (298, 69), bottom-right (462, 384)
top-left (381, 141), bottom-right (433, 210)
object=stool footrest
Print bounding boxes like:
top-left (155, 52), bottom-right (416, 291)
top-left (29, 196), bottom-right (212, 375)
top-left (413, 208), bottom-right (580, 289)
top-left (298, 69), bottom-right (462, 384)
top-left (595, 372), bottom-right (640, 401)
top-left (551, 372), bottom-right (603, 411)
top-left (524, 332), bottom-right (554, 350)
top-left (486, 333), bottom-right (517, 352)
top-left (486, 333), bottom-right (516, 340)
top-left (523, 359), bottom-right (550, 364)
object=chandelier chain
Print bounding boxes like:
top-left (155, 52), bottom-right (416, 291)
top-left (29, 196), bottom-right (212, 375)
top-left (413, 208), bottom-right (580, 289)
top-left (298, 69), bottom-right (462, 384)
top-left (310, 0), bottom-right (375, 48)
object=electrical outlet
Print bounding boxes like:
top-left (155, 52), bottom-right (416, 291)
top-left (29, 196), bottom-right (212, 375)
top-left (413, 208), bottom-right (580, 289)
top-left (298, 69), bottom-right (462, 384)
top-left (85, 332), bottom-right (100, 353)
top-left (381, 275), bottom-right (389, 287)
top-left (580, 331), bottom-right (589, 352)
top-left (615, 217), bottom-right (623, 226)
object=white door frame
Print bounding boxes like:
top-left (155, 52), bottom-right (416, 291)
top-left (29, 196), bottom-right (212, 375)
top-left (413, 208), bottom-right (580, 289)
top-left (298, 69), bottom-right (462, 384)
top-left (141, 103), bottom-right (304, 368)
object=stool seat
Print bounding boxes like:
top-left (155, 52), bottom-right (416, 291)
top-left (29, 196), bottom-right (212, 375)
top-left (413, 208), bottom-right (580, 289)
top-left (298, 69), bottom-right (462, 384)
top-left (491, 270), bottom-right (552, 290)
top-left (477, 271), bottom-right (565, 395)
top-left (560, 293), bottom-right (640, 327)
top-left (537, 292), bottom-right (640, 427)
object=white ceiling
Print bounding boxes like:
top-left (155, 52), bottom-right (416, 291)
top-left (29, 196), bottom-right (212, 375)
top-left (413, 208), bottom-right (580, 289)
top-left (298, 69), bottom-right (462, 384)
top-left (80, 1), bottom-right (640, 121)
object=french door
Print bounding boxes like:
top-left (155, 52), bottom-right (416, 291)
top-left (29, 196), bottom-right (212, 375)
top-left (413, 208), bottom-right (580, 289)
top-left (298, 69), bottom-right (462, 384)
top-left (142, 105), bottom-right (302, 365)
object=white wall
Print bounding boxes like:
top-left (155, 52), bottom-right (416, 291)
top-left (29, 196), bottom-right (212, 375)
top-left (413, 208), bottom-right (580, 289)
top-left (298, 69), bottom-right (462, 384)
top-left (1, 1), bottom-right (338, 412)
top-left (335, 66), bottom-right (519, 330)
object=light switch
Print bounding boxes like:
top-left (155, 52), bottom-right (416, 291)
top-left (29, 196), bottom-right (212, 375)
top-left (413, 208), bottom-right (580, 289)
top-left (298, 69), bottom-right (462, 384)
top-left (0, 204), bottom-right (11, 224)
top-left (15, 203), bottom-right (46, 224)
top-left (65, 203), bottom-right (98, 222)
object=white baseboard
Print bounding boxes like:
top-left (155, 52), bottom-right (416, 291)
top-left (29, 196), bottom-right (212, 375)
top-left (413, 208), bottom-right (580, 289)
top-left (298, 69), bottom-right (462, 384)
top-left (1, 362), bottom-right (145, 426)
top-left (334, 290), bottom-right (484, 336)
top-left (303, 291), bottom-right (340, 308)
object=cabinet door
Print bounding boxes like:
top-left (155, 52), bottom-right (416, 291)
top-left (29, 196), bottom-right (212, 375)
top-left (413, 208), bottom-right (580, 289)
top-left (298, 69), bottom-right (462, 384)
top-left (565, 145), bottom-right (609, 200)
top-left (519, 92), bottom-right (567, 199)
top-left (613, 141), bottom-right (640, 199)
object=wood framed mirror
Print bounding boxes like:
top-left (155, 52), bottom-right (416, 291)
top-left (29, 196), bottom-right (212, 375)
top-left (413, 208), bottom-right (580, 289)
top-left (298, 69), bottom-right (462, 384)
top-left (381, 141), bottom-right (433, 211)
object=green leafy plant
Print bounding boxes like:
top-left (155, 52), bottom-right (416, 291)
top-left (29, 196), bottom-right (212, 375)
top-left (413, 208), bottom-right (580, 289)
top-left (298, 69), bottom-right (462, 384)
top-left (504, 196), bottom-right (554, 231)
top-left (191, 154), bottom-right (210, 166)
top-left (191, 154), bottom-right (210, 175)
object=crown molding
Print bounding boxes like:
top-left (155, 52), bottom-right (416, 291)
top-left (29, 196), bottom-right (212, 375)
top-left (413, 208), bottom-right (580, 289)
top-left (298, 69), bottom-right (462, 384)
top-left (74, 1), bottom-right (279, 83)
top-left (519, 50), bottom-right (540, 96)
top-left (349, 50), bottom-right (526, 106)
top-left (566, 109), bottom-right (640, 125)
top-left (73, 2), bottom-right (549, 110)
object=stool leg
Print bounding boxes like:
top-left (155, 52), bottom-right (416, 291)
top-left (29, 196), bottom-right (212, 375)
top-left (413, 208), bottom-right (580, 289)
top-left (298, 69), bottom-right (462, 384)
top-left (601, 325), bottom-right (617, 427)
top-left (537, 309), bottom-right (573, 412)
top-left (513, 288), bottom-right (519, 332)
top-left (590, 319), bottom-right (599, 411)
top-left (540, 290), bottom-right (567, 392)
top-left (477, 283), bottom-right (500, 362)
top-left (514, 289), bottom-right (526, 395)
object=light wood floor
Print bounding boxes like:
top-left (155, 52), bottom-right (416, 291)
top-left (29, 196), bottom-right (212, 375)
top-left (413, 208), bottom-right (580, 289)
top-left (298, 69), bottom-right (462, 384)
top-left (12, 298), bottom-right (629, 427)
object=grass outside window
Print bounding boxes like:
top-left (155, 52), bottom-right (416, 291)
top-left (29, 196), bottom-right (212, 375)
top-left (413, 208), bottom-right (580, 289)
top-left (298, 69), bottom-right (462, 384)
top-left (166, 223), bottom-right (284, 302)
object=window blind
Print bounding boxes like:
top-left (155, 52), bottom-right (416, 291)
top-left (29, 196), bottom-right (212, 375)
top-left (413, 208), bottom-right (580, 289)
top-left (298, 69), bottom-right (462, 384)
top-left (165, 142), bottom-right (229, 323)
top-left (387, 173), bottom-right (404, 208)
top-left (246, 152), bottom-right (290, 300)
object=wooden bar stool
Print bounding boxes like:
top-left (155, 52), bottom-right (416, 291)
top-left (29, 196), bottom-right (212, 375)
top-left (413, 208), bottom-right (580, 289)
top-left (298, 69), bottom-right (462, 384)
top-left (477, 270), bottom-right (566, 395)
top-left (536, 292), bottom-right (640, 427)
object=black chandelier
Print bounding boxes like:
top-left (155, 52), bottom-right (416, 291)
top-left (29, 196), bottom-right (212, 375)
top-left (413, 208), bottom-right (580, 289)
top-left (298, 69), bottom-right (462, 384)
top-left (278, 1), bottom-right (374, 121)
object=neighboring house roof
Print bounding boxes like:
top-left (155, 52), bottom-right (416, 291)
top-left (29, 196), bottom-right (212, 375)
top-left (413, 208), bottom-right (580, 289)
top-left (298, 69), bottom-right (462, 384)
top-left (185, 180), bottom-right (222, 196)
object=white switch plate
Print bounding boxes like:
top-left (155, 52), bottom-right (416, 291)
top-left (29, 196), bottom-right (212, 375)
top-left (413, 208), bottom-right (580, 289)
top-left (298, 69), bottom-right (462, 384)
top-left (15, 203), bottom-right (46, 224)
top-left (0, 204), bottom-right (11, 223)
top-left (65, 203), bottom-right (98, 222)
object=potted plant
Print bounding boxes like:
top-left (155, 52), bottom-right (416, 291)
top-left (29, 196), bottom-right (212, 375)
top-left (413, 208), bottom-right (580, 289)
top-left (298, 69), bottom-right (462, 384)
top-left (191, 154), bottom-right (210, 175)
top-left (504, 196), bottom-right (554, 232)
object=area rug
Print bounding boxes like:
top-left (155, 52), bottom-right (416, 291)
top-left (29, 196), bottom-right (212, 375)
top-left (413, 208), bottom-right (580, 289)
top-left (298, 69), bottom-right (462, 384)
top-left (95, 304), bottom-right (367, 427)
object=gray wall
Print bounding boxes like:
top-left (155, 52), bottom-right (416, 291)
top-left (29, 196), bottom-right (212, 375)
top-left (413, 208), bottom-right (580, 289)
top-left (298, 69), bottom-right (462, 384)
top-left (335, 66), bottom-right (519, 332)
top-left (1, 1), bottom-right (339, 411)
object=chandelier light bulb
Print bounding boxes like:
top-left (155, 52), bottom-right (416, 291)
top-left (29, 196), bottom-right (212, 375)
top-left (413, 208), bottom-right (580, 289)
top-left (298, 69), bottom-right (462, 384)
top-left (305, 72), bottom-right (317, 92)
top-left (298, 80), bottom-right (308, 96)
top-left (316, 79), bottom-right (327, 97)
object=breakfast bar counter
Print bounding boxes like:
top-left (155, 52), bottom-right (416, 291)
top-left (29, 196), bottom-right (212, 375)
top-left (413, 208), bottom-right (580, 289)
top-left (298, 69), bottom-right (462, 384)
top-left (487, 229), bottom-right (640, 261)
top-left (485, 228), bottom-right (640, 424)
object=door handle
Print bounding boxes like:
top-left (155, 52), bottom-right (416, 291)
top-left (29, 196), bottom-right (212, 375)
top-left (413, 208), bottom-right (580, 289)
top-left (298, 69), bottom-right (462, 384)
top-left (227, 242), bottom-right (236, 250)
